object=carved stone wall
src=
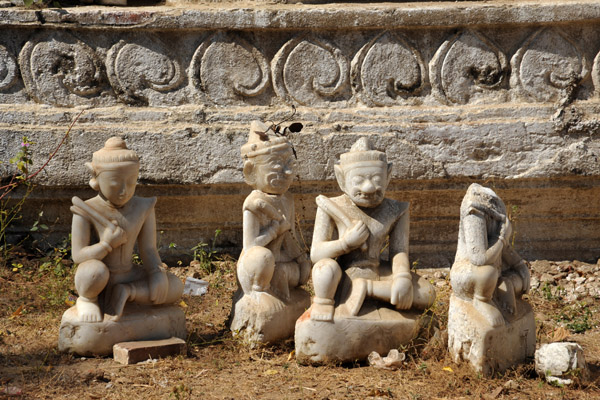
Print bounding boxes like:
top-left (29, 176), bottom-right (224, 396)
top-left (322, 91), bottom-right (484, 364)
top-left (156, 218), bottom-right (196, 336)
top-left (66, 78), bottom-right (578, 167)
top-left (1, 3), bottom-right (599, 265)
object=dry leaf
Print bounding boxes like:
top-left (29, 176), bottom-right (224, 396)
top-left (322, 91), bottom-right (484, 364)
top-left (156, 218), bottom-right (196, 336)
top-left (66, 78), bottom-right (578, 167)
top-left (264, 369), bottom-right (278, 376)
top-left (442, 367), bottom-right (454, 372)
top-left (287, 350), bottom-right (295, 362)
top-left (551, 326), bottom-right (570, 342)
top-left (9, 305), bottom-right (24, 318)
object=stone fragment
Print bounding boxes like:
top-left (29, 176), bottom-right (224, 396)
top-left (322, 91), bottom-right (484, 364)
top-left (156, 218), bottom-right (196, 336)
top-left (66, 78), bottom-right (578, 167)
top-left (113, 337), bottom-right (186, 365)
top-left (368, 349), bottom-right (406, 370)
top-left (448, 184), bottom-right (535, 375)
top-left (535, 342), bottom-right (590, 385)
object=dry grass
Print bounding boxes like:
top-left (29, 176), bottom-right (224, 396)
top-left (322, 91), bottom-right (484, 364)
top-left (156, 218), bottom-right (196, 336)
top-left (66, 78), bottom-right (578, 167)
top-left (1, 256), bottom-right (599, 399)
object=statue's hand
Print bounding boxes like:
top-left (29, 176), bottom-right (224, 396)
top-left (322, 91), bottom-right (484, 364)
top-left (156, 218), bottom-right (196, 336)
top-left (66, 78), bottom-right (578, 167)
top-left (342, 221), bottom-right (369, 251)
top-left (149, 266), bottom-right (169, 304)
top-left (101, 220), bottom-right (128, 249)
top-left (277, 218), bottom-right (291, 234)
top-left (390, 276), bottom-right (413, 310)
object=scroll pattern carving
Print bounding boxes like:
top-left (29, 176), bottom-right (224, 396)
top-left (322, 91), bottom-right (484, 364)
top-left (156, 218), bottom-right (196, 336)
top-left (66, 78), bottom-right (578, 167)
top-left (430, 30), bottom-right (507, 105)
top-left (272, 35), bottom-right (349, 106)
top-left (511, 28), bottom-right (589, 102)
top-left (107, 37), bottom-right (184, 105)
top-left (351, 32), bottom-right (426, 106)
top-left (0, 45), bottom-right (18, 91)
top-left (4, 28), bottom-right (600, 107)
top-left (19, 32), bottom-right (104, 107)
top-left (189, 33), bottom-right (270, 105)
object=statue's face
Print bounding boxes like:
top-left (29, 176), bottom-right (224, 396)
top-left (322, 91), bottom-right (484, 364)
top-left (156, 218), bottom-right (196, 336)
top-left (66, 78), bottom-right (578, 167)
top-left (343, 164), bottom-right (387, 208)
top-left (253, 151), bottom-right (295, 195)
top-left (96, 163), bottom-right (139, 207)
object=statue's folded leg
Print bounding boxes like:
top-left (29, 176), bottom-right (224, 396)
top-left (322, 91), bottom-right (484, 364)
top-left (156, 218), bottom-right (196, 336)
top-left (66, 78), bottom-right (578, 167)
top-left (311, 258), bottom-right (341, 321)
top-left (74, 259), bottom-right (110, 322)
top-left (237, 246), bottom-right (275, 294)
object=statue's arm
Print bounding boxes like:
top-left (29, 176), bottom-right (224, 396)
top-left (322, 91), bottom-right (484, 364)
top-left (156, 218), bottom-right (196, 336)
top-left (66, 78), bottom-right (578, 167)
top-left (138, 206), bottom-right (162, 272)
top-left (243, 209), bottom-right (280, 249)
top-left (389, 207), bottom-right (410, 275)
top-left (71, 214), bottom-right (111, 264)
top-left (138, 205), bottom-right (169, 303)
top-left (310, 207), bottom-right (344, 263)
top-left (463, 211), bottom-right (503, 266)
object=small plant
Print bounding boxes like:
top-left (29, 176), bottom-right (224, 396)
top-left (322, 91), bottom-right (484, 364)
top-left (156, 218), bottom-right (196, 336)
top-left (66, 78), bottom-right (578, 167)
top-left (0, 111), bottom-right (82, 267)
top-left (191, 229), bottom-right (221, 274)
top-left (555, 302), bottom-right (594, 334)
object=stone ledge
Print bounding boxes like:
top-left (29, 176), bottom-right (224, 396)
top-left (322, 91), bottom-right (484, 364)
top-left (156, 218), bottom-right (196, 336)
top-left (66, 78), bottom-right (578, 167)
top-left (2, 1), bottom-right (600, 30)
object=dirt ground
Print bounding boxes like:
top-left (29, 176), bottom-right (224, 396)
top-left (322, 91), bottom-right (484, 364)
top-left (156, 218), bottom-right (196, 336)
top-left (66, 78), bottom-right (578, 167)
top-left (1, 253), bottom-right (599, 400)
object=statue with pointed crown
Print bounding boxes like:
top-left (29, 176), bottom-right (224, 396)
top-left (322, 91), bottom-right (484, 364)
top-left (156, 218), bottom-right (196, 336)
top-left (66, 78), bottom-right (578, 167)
top-left (295, 137), bottom-right (436, 364)
top-left (229, 121), bottom-right (311, 345)
top-left (58, 137), bottom-right (185, 356)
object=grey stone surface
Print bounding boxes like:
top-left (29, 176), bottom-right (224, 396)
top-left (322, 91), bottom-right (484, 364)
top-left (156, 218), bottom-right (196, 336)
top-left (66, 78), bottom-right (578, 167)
top-left (1, 3), bottom-right (599, 262)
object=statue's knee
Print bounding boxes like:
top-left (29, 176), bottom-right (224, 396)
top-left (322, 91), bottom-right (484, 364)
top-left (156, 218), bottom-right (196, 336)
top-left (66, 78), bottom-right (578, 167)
top-left (75, 259), bottom-right (109, 298)
top-left (238, 246), bottom-right (275, 292)
top-left (312, 258), bottom-right (341, 283)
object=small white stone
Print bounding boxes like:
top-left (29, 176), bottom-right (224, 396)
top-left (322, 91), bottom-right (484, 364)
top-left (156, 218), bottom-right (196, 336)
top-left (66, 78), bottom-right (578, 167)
top-left (535, 342), bottom-right (589, 385)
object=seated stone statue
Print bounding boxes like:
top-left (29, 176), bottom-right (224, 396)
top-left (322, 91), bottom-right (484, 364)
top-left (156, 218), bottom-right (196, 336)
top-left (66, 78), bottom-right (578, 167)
top-left (229, 121), bottom-right (311, 345)
top-left (447, 183), bottom-right (535, 375)
top-left (58, 137), bottom-right (185, 356)
top-left (295, 137), bottom-right (436, 364)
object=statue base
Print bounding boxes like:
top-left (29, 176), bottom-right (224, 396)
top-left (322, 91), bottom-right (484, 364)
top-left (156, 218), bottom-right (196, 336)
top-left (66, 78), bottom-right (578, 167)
top-left (58, 304), bottom-right (186, 356)
top-left (447, 294), bottom-right (536, 376)
top-left (294, 300), bottom-right (432, 364)
top-left (229, 288), bottom-right (310, 346)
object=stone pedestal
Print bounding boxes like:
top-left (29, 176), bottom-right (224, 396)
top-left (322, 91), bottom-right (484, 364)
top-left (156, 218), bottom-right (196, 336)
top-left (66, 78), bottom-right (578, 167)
top-left (229, 288), bottom-right (310, 345)
top-left (447, 295), bottom-right (536, 376)
top-left (295, 299), bottom-right (431, 364)
top-left (58, 304), bottom-right (186, 356)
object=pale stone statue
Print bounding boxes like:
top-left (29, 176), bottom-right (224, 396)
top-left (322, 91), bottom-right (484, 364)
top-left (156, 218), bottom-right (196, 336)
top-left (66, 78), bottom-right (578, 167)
top-left (229, 121), bottom-right (311, 345)
top-left (58, 137), bottom-right (185, 356)
top-left (295, 137), bottom-right (436, 364)
top-left (447, 183), bottom-right (535, 375)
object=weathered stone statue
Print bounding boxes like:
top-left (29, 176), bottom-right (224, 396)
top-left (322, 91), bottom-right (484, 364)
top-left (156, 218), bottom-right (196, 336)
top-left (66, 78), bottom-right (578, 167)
top-left (58, 137), bottom-right (185, 356)
top-left (448, 183), bottom-right (535, 375)
top-left (229, 121), bottom-right (311, 345)
top-left (295, 137), bottom-right (436, 364)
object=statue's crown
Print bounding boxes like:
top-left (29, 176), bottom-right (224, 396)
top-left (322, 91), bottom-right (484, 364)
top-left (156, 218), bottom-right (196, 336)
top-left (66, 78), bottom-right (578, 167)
top-left (92, 137), bottom-right (139, 165)
top-left (241, 121), bottom-right (291, 159)
top-left (339, 137), bottom-right (387, 165)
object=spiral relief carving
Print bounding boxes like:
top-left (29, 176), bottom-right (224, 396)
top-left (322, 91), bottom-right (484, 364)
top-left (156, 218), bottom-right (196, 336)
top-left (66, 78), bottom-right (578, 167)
top-left (107, 36), bottom-right (184, 105)
top-left (351, 32), bottom-right (426, 106)
top-left (430, 31), bottom-right (507, 105)
top-left (511, 28), bottom-right (589, 102)
top-left (189, 33), bottom-right (270, 105)
top-left (19, 32), bottom-right (104, 107)
top-left (0, 45), bottom-right (18, 91)
top-left (272, 35), bottom-right (349, 106)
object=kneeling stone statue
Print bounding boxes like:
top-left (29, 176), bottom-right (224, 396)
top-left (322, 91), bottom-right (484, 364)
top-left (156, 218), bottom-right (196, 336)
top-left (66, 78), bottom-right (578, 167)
top-left (295, 137), bottom-right (436, 364)
top-left (448, 183), bottom-right (535, 375)
top-left (58, 137), bottom-right (185, 356)
top-left (229, 121), bottom-right (311, 345)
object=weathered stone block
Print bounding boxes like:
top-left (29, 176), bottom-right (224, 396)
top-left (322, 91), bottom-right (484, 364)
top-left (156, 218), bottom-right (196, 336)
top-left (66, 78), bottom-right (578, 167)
top-left (58, 304), bottom-right (186, 356)
top-left (447, 295), bottom-right (536, 376)
top-left (113, 337), bottom-right (186, 365)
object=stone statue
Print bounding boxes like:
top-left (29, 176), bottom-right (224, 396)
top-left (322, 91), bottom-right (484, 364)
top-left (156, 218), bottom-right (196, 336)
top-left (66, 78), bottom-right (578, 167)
top-left (58, 137), bottom-right (185, 356)
top-left (295, 137), bottom-right (436, 364)
top-left (229, 121), bottom-right (311, 345)
top-left (447, 183), bottom-right (535, 375)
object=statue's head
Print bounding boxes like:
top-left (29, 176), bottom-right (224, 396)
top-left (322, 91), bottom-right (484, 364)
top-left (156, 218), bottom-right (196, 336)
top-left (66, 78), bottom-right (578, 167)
top-left (334, 137), bottom-right (392, 208)
top-left (462, 183), bottom-right (507, 234)
top-left (241, 121), bottom-right (295, 195)
top-left (86, 137), bottom-right (140, 208)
